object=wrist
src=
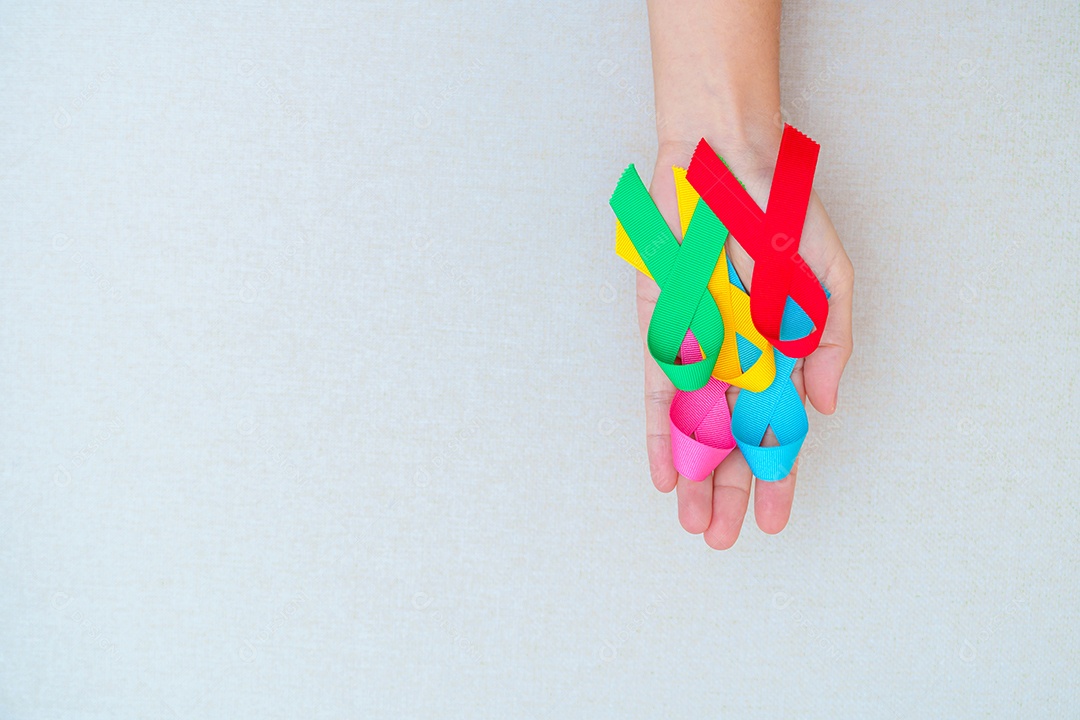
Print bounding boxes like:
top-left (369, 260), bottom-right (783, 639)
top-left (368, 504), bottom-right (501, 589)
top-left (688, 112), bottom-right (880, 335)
top-left (658, 117), bottom-right (782, 178)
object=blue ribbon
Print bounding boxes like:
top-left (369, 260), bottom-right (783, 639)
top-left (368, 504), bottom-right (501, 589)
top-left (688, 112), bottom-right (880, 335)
top-left (728, 258), bottom-right (829, 481)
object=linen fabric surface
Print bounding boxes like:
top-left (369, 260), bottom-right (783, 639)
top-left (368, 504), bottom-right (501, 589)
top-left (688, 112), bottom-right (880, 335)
top-left (1, 1), bottom-right (1078, 717)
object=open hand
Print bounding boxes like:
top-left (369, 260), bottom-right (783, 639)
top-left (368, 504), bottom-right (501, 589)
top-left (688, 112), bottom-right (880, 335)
top-left (635, 140), bottom-right (854, 549)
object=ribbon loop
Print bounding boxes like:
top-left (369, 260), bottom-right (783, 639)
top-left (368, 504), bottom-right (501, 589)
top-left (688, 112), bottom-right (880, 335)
top-left (725, 261), bottom-right (822, 481)
top-left (731, 351), bottom-right (807, 481)
top-left (685, 124), bottom-right (829, 359)
top-left (610, 165), bottom-right (726, 392)
top-left (670, 332), bottom-right (734, 481)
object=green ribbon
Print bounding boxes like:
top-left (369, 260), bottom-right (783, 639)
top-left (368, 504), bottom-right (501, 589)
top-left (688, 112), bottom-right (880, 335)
top-left (609, 165), bottom-right (727, 392)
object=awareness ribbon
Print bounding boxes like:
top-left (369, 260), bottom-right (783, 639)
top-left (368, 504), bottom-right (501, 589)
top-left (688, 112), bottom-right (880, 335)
top-left (685, 124), bottom-right (829, 359)
top-left (609, 165), bottom-right (726, 392)
top-left (727, 265), bottom-right (829, 481)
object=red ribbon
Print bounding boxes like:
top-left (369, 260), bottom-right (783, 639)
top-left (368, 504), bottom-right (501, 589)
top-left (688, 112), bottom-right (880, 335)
top-left (685, 125), bottom-right (828, 359)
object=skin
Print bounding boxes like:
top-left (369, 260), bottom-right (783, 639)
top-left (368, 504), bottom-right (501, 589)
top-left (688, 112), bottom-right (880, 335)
top-left (642, 0), bottom-right (854, 549)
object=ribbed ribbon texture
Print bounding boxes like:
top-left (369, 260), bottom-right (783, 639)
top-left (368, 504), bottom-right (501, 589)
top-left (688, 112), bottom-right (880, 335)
top-left (610, 124), bottom-right (831, 482)
top-left (685, 125), bottom-right (828, 359)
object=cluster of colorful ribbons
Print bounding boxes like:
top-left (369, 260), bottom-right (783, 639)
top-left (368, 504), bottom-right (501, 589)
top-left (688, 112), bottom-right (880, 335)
top-left (610, 124), bottom-right (829, 482)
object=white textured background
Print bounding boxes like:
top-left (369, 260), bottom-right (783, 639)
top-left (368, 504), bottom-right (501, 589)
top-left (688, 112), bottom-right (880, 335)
top-left (1, 1), bottom-right (1078, 717)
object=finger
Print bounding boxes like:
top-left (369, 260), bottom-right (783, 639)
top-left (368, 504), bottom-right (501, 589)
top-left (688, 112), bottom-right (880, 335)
top-left (798, 193), bottom-right (854, 415)
top-left (637, 273), bottom-right (678, 493)
top-left (751, 360), bottom-right (803, 535)
top-left (676, 470), bottom-right (713, 535)
top-left (751, 362), bottom-right (804, 534)
top-left (642, 352), bottom-right (678, 493)
top-left (803, 271), bottom-right (853, 414)
top-left (703, 441), bottom-right (752, 550)
top-left (753, 461), bottom-right (798, 535)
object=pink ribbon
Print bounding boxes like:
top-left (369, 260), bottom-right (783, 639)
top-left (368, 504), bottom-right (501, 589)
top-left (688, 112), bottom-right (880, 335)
top-left (669, 332), bottom-right (736, 482)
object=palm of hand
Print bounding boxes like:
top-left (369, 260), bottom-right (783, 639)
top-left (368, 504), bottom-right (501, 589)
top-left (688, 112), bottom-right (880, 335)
top-left (634, 150), bottom-right (853, 549)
